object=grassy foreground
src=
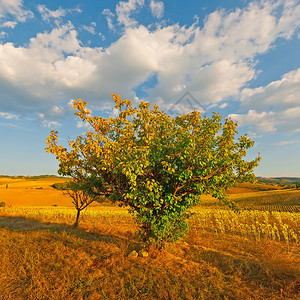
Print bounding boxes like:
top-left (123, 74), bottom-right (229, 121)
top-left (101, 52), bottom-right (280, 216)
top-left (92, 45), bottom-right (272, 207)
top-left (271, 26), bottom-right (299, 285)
top-left (0, 204), bottom-right (299, 300)
top-left (0, 178), bottom-right (299, 299)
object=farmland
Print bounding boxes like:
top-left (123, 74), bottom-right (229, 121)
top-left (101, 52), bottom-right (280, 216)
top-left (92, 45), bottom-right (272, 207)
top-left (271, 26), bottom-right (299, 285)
top-left (0, 177), bottom-right (299, 299)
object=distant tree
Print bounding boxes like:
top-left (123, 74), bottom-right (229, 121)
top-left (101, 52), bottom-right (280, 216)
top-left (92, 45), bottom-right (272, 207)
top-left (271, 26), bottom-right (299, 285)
top-left (56, 172), bottom-right (106, 227)
top-left (51, 182), bottom-right (69, 190)
top-left (46, 94), bottom-right (261, 247)
top-left (47, 150), bottom-right (106, 227)
top-left (65, 180), bottom-right (96, 227)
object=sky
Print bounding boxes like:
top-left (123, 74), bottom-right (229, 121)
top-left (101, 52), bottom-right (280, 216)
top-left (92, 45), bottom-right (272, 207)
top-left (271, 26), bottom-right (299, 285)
top-left (0, 0), bottom-right (299, 177)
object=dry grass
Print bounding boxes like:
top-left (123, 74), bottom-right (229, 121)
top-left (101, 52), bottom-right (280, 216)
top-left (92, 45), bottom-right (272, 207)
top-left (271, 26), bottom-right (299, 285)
top-left (0, 179), bottom-right (299, 299)
top-left (0, 205), bottom-right (299, 299)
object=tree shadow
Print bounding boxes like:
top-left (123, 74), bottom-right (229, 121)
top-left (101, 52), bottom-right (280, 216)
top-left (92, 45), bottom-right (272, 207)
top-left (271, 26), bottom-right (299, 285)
top-left (0, 215), bottom-right (141, 251)
top-left (179, 242), bottom-right (298, 292)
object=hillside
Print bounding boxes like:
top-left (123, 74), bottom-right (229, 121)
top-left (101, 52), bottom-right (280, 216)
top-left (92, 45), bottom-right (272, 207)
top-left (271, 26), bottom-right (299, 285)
top-left (0, 177), bottom-right (74, 207)
top-left (1, 177), bottom-right (299, 211)
top-left (257, 177), bottom-right (300, 186)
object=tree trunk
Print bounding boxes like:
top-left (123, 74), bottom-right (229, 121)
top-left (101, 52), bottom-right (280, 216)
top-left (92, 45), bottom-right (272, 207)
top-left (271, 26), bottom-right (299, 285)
top-left (74, 209), bottom-right (81, 228)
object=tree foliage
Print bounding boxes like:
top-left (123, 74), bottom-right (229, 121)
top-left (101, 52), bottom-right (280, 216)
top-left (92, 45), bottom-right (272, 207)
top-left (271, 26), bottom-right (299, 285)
top-left (46, 94), bottom-right (261, 247)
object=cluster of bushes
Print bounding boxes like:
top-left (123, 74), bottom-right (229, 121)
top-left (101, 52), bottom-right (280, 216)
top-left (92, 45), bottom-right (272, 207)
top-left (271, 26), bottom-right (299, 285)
top-left (51, 182), bottom-right (70, 190)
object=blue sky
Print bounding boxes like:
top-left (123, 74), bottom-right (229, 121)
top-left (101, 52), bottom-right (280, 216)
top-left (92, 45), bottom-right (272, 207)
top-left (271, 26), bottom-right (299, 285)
top-left (0, 0), bottom-right (299, 177)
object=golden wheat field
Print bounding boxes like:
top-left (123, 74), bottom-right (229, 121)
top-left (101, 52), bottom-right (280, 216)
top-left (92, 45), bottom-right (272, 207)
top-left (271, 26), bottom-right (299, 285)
top-left (0, 177), bottom-right (100, 208)
top-left (0, 177), bottom-right (299, 299)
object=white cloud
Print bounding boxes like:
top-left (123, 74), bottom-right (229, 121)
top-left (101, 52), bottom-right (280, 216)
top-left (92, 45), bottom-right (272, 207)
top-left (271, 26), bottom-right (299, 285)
top-left (99, 32), bottom-right (105, 41)
top-left (282, 106), bottom-right (300, 119)
top-left (0, 30), bottom-right (6, 38)
top-left (0, 0), bottom-right (33, 26)
top-left (37, 5), bottom-right (81, 23)
top-left (68, 99), bottom-right (75, 109)
top-left (240, 68), bottom-right (300, 132)
top-left (0, 22), bottom-right (97, 111)
top-left (1, 21), bottom-right (17, 28)
top-left (116, 0), bottom-right (144, 28)
top-left (37, 5), bottom-right (66, 22)
top-left (194, 0), bottom-right (300, 61)
top-left (0, 112), bottom-right (18, 119)
top-left (41, 120), bottom-right (62, 128)
top-left (219, 103), bottom-right (227, 109)
top-left (37, 102), bottom-right (76, 124)
top-left (76, 120), bottom-right (90, 129)
top-left (150, 0), bottom-right (164, 19)
top-left (272, 140), bottom-right (300, 146)
top-left (38, 107), bottom-right (66, 128)
top-left (247, 131), bottom-right (262, 139)
top-left (164, 102), bottom-right (205, 115)
top-left (102, 8), bottom-right (115, 31)
top-left (49, 105), bottom-right (65, 119)
top-left (102, 8), bottom-right (114, 17)
top-left (241, 68), bottom-right (300, 109)
top-left (82, 22), bottom-right (96, 34)
top-left (0, 0), bottom-right (300, 126)
top-left (229, 110), bottom-right (276, 132)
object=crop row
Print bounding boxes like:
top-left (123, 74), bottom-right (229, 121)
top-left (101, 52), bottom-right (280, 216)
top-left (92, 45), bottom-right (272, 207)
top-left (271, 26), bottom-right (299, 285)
top-left (190, 208), bottom-right (299, 245)
top-left (241, 205), bottom-right (300, 213)
top-left (230, 189), bottom-right (300, 206)
top-left (0, 206), bottom-right (298, 246)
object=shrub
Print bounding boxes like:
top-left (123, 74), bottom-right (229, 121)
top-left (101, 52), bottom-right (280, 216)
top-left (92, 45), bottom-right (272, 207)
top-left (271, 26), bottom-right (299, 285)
top-left (51, 182), bottom-right (69, 190)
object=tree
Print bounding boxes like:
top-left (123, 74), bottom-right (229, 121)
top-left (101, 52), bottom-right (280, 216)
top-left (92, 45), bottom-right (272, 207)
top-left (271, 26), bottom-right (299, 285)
top-left (46, 94), bottom-right (261, 247)
top-left (64, 180), bottom-right (96, 228)
top-left (46, 139), bottom-right (106, 228)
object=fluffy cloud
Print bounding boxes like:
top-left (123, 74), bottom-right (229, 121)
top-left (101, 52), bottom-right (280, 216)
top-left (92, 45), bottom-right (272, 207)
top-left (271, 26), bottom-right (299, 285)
top-left (228, 110), bottom-right (276, 132)
top-left (38, 105), bottom-right (66, 120)
top-left (0, 30), bottom-right (6, 38)
top-left (102, 8), bottom-right (115, 31)
top-left (0, 0), bottom-right (33, 27)
top-left (41, 120), bottom-right (62, 128)
top-left (36, 100), bottom-right (78, 129)
top-left (150, 0), bottom-right (164, 19)
top-left (116, 0), bottom-right (144, 28)
top-left (0, 111), bottom-right (18, 119)
top-left (82, 22), bottom-right (96, 34)
top-left (37, 5), bottom-right (81, 23)
top-left (1, 21), bottom-right (17, 28)
top-left (37, 5), bottom-right (67, 22)
top-left (241, 68), bottom-right (300, 110)
top-left (0, 0), bottom-right (300, 125)
top-left (0, 22), bottom-right (100, 112)
top-left (238, 68), bottom-right (300, 132)
top-left (219, 103), bottom-right (228, 109)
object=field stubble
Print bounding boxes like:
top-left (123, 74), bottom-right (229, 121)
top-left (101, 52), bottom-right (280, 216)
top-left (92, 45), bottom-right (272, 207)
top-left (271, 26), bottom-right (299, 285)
top-left (0, 179), bottom-right (299, 299)
top-left (0, 203), bottom-right (299, 300)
